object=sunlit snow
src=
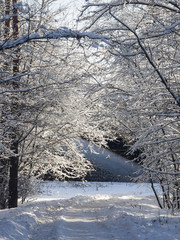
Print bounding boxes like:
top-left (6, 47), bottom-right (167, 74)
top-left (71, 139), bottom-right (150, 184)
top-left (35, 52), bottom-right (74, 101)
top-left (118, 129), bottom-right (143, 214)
top-left (0, 181), bottom-right (180, 240)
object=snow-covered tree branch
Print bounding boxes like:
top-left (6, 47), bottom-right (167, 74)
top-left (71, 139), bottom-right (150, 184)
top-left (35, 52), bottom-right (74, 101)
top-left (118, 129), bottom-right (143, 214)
top-left (0, 0), bottom-right (112, 209)
top-left (79, 0), bottom-right (180, 210)
top-left (0, 28), bottom-right (109, 50)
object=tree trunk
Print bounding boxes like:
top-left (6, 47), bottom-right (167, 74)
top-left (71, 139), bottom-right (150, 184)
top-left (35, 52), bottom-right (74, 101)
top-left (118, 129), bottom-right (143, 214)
top-left (0, 0), bottom-right (11, 209)
top-left (0, 158), bottom-right (9, 209)
top-left (8, 140), bottom-right (19, 208)
top-left (8, 0), bottom-right (20, 209)
top-left (4, 0), bottom-right (11, 39)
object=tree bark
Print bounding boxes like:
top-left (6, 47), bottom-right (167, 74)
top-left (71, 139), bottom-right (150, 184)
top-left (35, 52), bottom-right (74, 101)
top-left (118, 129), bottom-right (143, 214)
top-left (8, 0), bottom-right (20, 209)
top-left (8, 140), bottom-right (19, 208)
top-left (5, 0), bottom-right (11, 39)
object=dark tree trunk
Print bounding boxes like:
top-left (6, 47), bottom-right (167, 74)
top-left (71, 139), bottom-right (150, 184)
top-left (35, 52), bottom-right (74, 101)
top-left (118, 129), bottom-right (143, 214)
top-left (5, 0), bottom-right (11, 39)
top-left (12, 0), bottom-right (19, 76)
top-left (8, 140), bottom-right (19, 208)
top-left (0, 159), bottom-right (9, 209)
top-left (7, 0), bottom-right (20, 209)
top-left (0, 0), bottom-right (11, 209)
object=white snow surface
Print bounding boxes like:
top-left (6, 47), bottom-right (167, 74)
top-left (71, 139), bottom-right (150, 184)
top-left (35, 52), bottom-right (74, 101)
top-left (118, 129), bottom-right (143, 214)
top-left (0, 181), bottom-right (180, 240)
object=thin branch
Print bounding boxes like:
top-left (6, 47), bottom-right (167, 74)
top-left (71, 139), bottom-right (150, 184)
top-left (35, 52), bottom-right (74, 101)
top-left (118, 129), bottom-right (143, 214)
top-left (109, 10), bottom-right (180, 107)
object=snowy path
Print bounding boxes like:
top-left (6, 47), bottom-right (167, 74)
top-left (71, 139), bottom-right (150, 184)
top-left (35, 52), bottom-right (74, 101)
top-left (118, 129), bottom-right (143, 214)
top-left (30, 199), bottom-right (115, 240)
top-left (27, 196), bottom-right (179, 240)
top-left (30, 197), bottom-right (139, 240)
top-left (0, 182), bottom-right (180, 240)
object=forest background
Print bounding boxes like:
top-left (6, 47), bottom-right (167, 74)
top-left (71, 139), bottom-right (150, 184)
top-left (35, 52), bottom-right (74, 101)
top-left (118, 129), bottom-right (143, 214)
top-left (0, 0), bottom-right (180, 211)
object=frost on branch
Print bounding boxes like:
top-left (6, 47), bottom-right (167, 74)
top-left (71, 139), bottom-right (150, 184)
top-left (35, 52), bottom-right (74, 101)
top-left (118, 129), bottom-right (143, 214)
top-left (0, 28), bottom-right (109, 50)
top-left (79, 0), bottom-right (180, 210)
top-left (0, 0), bottom-right (112, 209)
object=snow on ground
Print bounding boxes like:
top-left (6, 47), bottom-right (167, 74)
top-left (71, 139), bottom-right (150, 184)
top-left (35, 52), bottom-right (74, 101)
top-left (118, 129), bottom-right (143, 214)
top-left (0, 181), bottom-right (180, 240)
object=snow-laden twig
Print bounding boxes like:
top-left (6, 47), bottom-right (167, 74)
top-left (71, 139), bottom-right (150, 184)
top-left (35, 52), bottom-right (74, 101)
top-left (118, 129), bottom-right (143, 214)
top-left (0, 28), bottom-right (110, 50)
top-left (109, 10), bottom-right (180, 107)
top-left (143, 167), bottom-right (180, 176)
top-left (164, 20), bottom-right (180, 33)
top-left (81, 0), bottom-right (180, 13)
top-left (0, 143), bottom-right (17, 157)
